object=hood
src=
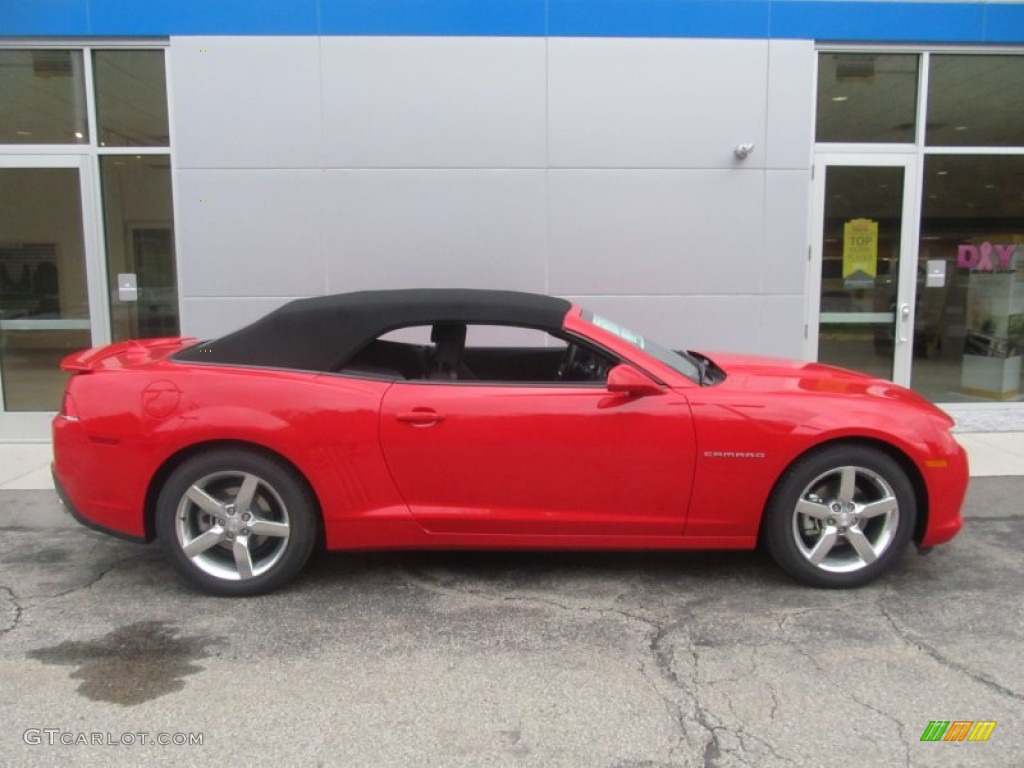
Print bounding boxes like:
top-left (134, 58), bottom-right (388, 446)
top-left (695, 350), bottom-right (951, 424)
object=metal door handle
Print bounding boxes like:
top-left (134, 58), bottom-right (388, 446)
top-left (396, 409), bottom-right (444, 426)
top-left (897, 303), bottom-right (910, 343)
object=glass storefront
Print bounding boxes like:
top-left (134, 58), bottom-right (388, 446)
top-left (93, 50), bottom-right (170, 147)
top-left (100, 155), bottom-right (179, 342)
top-left (913, 156), bottom-right (1024, 401)
top-left (0, 168), bottom-right (90, 410)
top-left (815, 50), bottom-right (1024, 404)
top-left (0, 50), bottom-right (89, 145)
top-left (817, 165), bottom-right (906, 382)
top-left (0, 46), bottom-right (177, 414)
top-left (926, 55), bottom-right (1024, 147)
top-left (816, 53), bottom-right (920, 144)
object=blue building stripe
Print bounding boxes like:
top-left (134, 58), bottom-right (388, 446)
top-left (0, 0), bottom-right (91, 37)
top-left (88, 0), bottom-right (319, 36)
top-left (1, 0), bottom-right (1022, 43)
top-left (321, 0), bottom-right (546, 36)
top-left (983, 2), bottom-right (1024, 44)
top-left (770, 1), bottom-right (986, 43)
top-left (548, 1), bottom-right (771, 39)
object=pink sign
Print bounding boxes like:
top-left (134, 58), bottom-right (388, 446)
top-left (957, 242), bottom-right (1017, 271)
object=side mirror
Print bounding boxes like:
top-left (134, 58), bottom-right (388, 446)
top-left (606, 364), bottom-right (662, 396)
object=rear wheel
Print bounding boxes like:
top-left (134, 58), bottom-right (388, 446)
top-left (156, 449), bottom-right (317, 596)
top-left (763, 444), bottom-right (916, 588)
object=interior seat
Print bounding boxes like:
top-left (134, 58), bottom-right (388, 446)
top-left (428, 323), bottom-right (473, 380)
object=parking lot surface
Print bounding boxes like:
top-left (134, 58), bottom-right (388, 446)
top-left (0, 478), bottom-right (1021, 767)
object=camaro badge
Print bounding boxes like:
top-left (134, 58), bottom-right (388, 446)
top-left (703, 451), bottom-right (766, 459)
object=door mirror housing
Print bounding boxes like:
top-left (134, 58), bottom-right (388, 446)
top-left (606, 364), bottom-right (662, 396)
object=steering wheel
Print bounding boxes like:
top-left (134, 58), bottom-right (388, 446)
top-left (557, 344), bottom-right (582, 381)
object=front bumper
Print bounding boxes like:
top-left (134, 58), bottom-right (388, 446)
top-left (918, 438), bottom-right (969, 548)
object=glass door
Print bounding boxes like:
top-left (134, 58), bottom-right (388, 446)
top-left (809, 154), bottom-right (920, 385)
top-left (0, 46), bottom-right (176, 437)
top-left (0, 155), bottom-right (104, 414)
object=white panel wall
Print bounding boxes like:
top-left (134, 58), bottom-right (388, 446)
top-left (175, 170), bottom-right (326, 297)
top-left (322, 170), bottom-right (547, 293)
top-left (766, 40), bottom-right (816, 170)
top-left (759, 295), bottom-right (805, 358)
top-left (762, 170), bottom-right (812, 294)
top-left (319, 38), bottom-right (547, 168)
top-left (547, 170), bottom-right (764, 296)
top-left (548, 38), bottom-right (768, 169)
top-left (172, 38), bottom-right (323, 169)
top-left (181, 296), bottom-right (294, 338)
top-left (170, 36), bottom-right (816, 356)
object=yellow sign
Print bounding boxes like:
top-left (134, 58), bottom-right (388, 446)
top-left (843, 218), bottom-right (879, 280)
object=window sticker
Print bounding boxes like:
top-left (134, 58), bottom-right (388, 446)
top-left (590, 314), bottom-right (646, 349)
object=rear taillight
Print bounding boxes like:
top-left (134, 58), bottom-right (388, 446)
top-left (59, 390), bottom-right (80, 422)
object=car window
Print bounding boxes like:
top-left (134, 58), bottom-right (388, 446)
top-left (466, 325), bottom-right (566, 349)
top-left (581, 310), bottom-right (703, 383)
top-left (379, 326), bottom-right (433, 345)
top-left (378, 325), bottom-right (565, 349)
top-left (340, 323), bottom-right (615, 385)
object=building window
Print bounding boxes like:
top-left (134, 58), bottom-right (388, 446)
top-left (0, 44), bottom-right (177, 413)
top-left (93, 49), bottom-right (170, 147)
top-left (100, 155), bottom-right (179, 341)
top-left (814, 49), bottom-right (1024, 404)
top-left (816, 53), bottom-right (919, 143)
top-left (0, 50), bottom-right (89, 144)
top-left (0, 169), bottom-right (90, 411)
top-left (913, 155), bottom-right (1024, 402)
top-left (926, 55), bottom-right (1024, 147)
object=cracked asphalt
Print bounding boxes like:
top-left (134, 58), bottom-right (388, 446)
top-left (0, 479), bottom-right (1021, 767)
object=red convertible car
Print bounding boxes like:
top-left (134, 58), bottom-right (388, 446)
top-left (52, 289), bottom-right (968, 595)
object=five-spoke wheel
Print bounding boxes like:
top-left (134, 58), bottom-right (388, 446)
top-left (156, 449), bottom-right (317, 596)
top-left (764, 445), bottom-right (916, 588)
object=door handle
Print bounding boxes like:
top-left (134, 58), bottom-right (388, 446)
top-left (396, 409), bottom-right (444, 426)
top-left (897, 303), bottom-right (911, 343)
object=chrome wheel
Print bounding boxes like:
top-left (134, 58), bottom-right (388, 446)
top-left (174, 470), bottom-right (291, 581)
top-left (791, 465), bottom-right (900, 574)
top-left (764, 444), bottom-right (916, 588)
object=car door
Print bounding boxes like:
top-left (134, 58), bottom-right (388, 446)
top-left (378, 379), bottom-right (697, 537)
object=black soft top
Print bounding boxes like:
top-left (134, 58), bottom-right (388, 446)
top-left (174, 289), bottom-right (573, 372)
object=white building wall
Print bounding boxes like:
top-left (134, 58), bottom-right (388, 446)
top-left (170, 36), bottom-right (814, 357)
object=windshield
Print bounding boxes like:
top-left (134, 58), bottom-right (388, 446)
top-left (581, 310), bottom-right (704, 383)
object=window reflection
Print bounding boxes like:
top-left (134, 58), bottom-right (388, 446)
top-left (912, 156), bottom-right (1024, 402)
top-left (94, 50), bottom-right (170, 147)
top-left (0, 169), bottom-right (90, 411)
top-left (816, 54), bottom-right (919, 143)
top-left (817, 166), bottom-right (906, 382)
top-left (927, 56), bottom-right (1024, 147)
top-left (0, 50), bottom-right (89, 144)
top-left (100, 155), bottom-right (179, 341)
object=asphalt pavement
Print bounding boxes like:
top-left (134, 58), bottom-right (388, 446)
top-left (0, 478), bottom-right (1021, 767)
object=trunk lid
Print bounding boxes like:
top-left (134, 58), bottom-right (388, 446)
top-left (60, 337), bottom-right (198, 373)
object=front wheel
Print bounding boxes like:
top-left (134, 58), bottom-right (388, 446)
top-left (763, 445), bottom-right (917, 588)
top-left (156, 449), bottom-right (318, 596)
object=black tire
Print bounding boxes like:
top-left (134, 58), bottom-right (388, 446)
top-left (763, 444), bottom-right (917, 588)
top-left (156, 448), bottom-right (318, 596)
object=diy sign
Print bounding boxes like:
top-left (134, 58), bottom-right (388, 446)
top-left (957, 243), bottom-right (1017, 271)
